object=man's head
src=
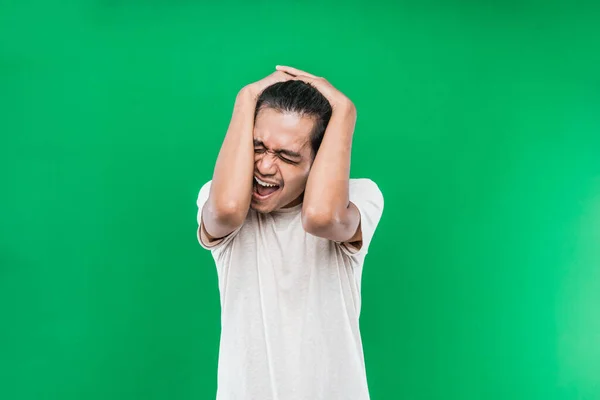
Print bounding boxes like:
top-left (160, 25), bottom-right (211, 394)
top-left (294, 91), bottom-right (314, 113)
top-left (250, 80), bottom-right (332, 213)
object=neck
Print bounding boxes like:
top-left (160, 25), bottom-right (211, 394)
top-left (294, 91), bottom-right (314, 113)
top-left (282, 192), bottom-right (304, 208)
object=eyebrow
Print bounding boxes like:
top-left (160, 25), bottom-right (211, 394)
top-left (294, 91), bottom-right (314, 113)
top-left (253, 139), bottom-right (302, 159)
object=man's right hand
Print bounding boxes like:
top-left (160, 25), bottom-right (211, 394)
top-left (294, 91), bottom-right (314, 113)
top-left (203, 69), bottom-right (291, 242)
top-left (242, 69), bottom-right (294, 100)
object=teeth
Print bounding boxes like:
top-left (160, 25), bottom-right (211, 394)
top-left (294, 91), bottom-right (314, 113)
top-left (255, 176), bottom-right (278, 187)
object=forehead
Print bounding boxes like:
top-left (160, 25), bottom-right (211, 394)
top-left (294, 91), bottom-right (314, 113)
top-left (254, 108), bottom-right (315, 154)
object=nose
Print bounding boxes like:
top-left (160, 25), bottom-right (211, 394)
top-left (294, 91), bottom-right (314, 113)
top-left (255, 151), bottom-right (278, 176)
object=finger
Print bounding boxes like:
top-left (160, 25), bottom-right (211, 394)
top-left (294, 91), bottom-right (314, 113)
top-left (275, 65), bottom-right (318, 79)
top-left (279, 71), bottom-right (296, 79)
top-left (272, 70), bottom-right (294, 81)
top-left (290, 74), bottom-right (320, 86)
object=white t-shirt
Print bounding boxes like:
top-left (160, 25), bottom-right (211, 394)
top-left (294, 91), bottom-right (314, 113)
top-left (196, 178), bottom-right (384, 400)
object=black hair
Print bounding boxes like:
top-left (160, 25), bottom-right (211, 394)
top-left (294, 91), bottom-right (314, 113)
top-left (254, 80), bottom-right (332, 157)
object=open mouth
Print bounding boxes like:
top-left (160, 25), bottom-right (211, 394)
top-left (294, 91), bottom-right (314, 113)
top-left (252, 176), bottom-right (281, 201)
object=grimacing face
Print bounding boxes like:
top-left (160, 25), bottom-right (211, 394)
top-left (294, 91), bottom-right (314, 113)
top-left (251, 107), bottom-right (316, 213)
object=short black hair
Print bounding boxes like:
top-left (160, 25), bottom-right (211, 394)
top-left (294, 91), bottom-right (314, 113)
top-left (254, 80), bottom-right (332, 157)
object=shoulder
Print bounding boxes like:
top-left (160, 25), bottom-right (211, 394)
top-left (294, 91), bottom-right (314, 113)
top-left (199, 179), bottom-right (212, 193)
top-left (349, 177), bottom-right (379, 188)
top-left (349, 178), bottom-right (383, 200)
top-left (197, 180), bottom-right (212, 201)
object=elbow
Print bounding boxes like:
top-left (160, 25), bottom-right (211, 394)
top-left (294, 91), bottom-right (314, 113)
top-left (301, 206), bottom-right (337, 236)
top-left (209, 198), bottom-right (247, 227)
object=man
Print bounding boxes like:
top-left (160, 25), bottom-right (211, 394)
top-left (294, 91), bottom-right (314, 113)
top-left (196, 65), bottom-right (384, 400)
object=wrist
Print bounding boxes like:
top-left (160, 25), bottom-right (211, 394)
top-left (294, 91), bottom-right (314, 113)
top-left (239, 84), bottom-right (260, 101)
top-left (332, 100), bottom-right (356, 118)
top-left (236, 86), bottom-right (258, 105)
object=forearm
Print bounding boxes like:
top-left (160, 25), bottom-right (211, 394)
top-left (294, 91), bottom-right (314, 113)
top-left (208, 88), bottom-right (256, 224)
top-left (302, 104), bottom-right (357, 225)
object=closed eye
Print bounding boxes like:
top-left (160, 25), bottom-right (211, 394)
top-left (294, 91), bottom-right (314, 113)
top-left (279, 155), bottom-right (297, 164)
top-left (254, 146), bottom-right (300, 164)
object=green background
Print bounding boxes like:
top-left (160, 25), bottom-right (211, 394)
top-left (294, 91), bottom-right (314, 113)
top-left (1, 1), bottom-right (599, 399)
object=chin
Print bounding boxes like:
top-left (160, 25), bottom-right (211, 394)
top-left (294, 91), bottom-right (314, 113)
top-left (250, 201), bottom-right (273, 214)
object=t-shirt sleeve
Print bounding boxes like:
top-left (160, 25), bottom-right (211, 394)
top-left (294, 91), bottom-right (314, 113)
top-left (196, 180), bottom-right (242, 251)
top-left (338, 178), bottom-right (384, 258)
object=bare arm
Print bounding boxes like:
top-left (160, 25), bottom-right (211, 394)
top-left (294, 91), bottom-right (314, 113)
top-left (201, 88), bottom-right (255, 240)
top-left (202, 71), bottom-right (294, 241)
top-left (273, 66), bottom-right (361, 243)
top-left (302, 104), bottom-right (361, 243)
